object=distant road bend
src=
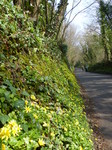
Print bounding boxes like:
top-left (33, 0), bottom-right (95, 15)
top-left (75, 68), bottom-right (112, 149)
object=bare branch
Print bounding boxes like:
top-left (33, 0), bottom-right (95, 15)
top-left (62, 0), bottom-right (97, 39)
top-left (67, 0), bottom-right (75, 24)
top-left (56, 0), bottom-right (81, 39)
top-left (65, 0), bottom-right (82, 17)
top-left (69, 0), bottom-right (96, 27)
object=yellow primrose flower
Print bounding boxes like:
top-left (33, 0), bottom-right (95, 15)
top-left (25, 106), bottom-right (31, 113)
top-left (31, 95), bottom-right (36, 100)
top-left (38, 139), bottom-right (45, 146)
top-left (75, 120), bottom-right (79, 126)
top-left (47, 114), bottom-right (52, 119)
top-left (50, 132), bottom-right (55, 137)
top-left (80, 146), bottom-right (83, 150)
top-left (42, 133), bottom-right (45, 137)
top-left (25, 100), bottom-right (28, 105)
top-left (8, 120), bottom-right (17, 128)
top-left (43, 122), bottom-right (49, 127)
top-left (91, 129), bottom-right (93, 132)
top-left (0, 127), bottom-right (10, 140)
top-left (50, 111), bottom-right (54, 114)
top-left (55, 119), bottom-right (57, 123)
top-left (16, 125), bottom-right (22, 133)
top-left (62, 126), bottom-right (67, 132)
top-left (64, 127), bottom-right (67, 132)
top-left (41, 107), bottom-right (46, 112)
top-left (11, 125), bottom-right (21, 136)
top-left (12, 127), bottom-right (18, 136)
top-left (36, 104), bottom-right (39, 109)
top-left (31, 102), bottom-right (35, 107)
top-left (2, 143), bottom-right (5, 150)
top-left (33, 113), bottom-right (38, 119)
top-left (89, 139), bottom-right (93, 143)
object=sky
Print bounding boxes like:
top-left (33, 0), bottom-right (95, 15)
top-left (66, 0), bottom-right (98, 33)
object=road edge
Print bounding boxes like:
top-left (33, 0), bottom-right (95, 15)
top-left (76, 77), bottom-right (110, 150)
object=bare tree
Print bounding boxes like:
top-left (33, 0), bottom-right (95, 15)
top-left (65, 24), bottom-right (81, 65)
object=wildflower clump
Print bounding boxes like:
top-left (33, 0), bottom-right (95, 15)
top-left (0, 127), bottom-right (10, 141)
top-left (0, 120), bottom-right (22, 141)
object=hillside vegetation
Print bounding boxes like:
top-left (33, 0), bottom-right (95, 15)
top-left (0, 1), bottom-right (93, 150)
top-left (88, 61), bottom-right (112, 74)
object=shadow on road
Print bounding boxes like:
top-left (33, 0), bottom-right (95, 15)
top-left (75, 68), bottom-right (112, 149)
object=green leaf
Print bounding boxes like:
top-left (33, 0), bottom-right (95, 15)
top-left (10, 94), bottom-right (14, 98)
top-left (4, 80), bottom-right (12, 87)
top-left (23, 137), bottom-right (29, 145)
top-left (14, 100), bottom-right (25, 109)
top-left (21, 124), bottom-right (28, 132)
top-left (0, 114), bottom-right (9, 124)
top-left (0, 88), bottom-right (5, 94)
top-left (1, 97), bottom-right (5, 102)
top-left (4, 91), bottom-right (11, 101)
top-left (9, 85), bottom-right (16, 94)
top-left (22, 91), bottom-right (29, 97)
top-left (9, 137), bottom-right (18, 146)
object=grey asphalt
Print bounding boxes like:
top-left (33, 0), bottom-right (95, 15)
top-left (75, 68), bottom-right (112, 149)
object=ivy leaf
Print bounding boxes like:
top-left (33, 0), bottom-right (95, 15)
top-left (0, 114), bottom-right (9, 124)
top-left (14, 100), bottom-right (25, 109)
top-left (4, 80), bottom-right (12, 87)
top-left (22, 91), bottom-right (29, 97)
top-left (9, 85), bottom-right (16, 94)
top-left (4, 91), bottom-right (11, 101)
top-left (1, 97), bottom-right (5, 102)
top-left (3, 80), bottom-right (16, 94)
top-left (21, 124), bottom-right (28, 132)
top-left (0, 88), bottom-right (5, 95)
top-left (23, 137), bottom-right (30, 145)
top-left (9, 137), bottom-right (18, 146)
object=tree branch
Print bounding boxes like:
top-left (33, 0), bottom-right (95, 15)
top-left (67, 0), bottom-right (75, 24)
top-left (62, 0), bottom-right (97, 40)
top-left (65, 0), bottom-right (82, 17)
top-left (56, 0), bottom-right (81, 39)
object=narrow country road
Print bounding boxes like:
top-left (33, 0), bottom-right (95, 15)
top-left (75, 68), bottom-right (112, 149)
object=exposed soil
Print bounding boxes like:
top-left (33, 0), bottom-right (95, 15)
top-left (78, 80), bottom-right (110, 150)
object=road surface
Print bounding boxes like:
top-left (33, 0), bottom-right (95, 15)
top-left (75, 68), bottom-right (112, 149)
